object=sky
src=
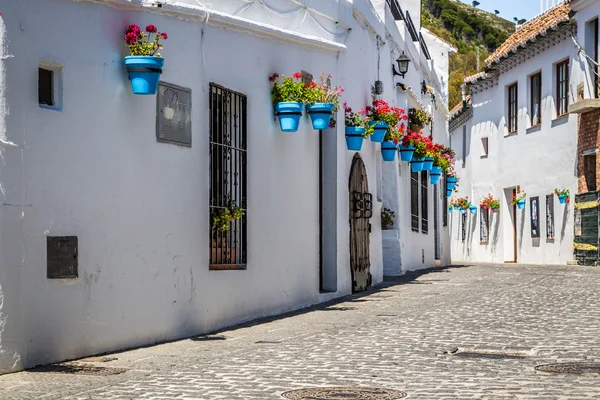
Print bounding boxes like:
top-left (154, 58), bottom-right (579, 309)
top-left (458, 0), bottom-right (543, 22)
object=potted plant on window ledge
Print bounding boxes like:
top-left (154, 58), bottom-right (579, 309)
top-left (124, 24), bottom-right (168, 95)
top-left (211, 201), bottom-right (244, 265)
top-left (481, 193), bottom-right (500, 213)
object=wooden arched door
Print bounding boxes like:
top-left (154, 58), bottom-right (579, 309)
top-left (349, 154), bottom-right (372, 292)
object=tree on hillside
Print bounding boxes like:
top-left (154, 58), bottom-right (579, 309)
top-left (494, 10), bottom-right (500, 15)
top-left (472, 1), bottom-right (480, 7)
top-left (518, 18), bottom-right (527, 24)
top-left (513, 17), bottom-right (518, 22)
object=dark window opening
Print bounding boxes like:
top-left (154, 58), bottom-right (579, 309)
top-left (442, 174), bottom-right (448, 227)
top-left (39, 67), bottom-right (54, 106)
top-left (480, 207), bottom-right (489, 243)
top-left (508, 83), bottom-right (518, 133)
top-left (411, 171), bottom-right (419, 232)
top-left (421, 171), bottom-right (428, 234)
top-left (530, 72), bottom-right (542, 126)
top-left (461, 213), bottom-right (467, 242)
top-left (546, 194), bottom-right (555, 239)
top-left (556, 60), bottom-right (569, 116)
top-left (47, 236), bottom-right (78, 279)
top-left (209, 83), bottom-right (247, 270)
top-left (584, 153), bottom-right (597, 192)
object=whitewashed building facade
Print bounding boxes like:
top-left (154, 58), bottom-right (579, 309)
top-left (0, 0), bottom-right (451, 372)
top-left (449, 2), bottom-right (578, 265)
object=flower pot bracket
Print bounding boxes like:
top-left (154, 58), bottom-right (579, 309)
top-left (352, 191), bottom-right (373, 219)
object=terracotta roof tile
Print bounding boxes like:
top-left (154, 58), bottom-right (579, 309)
top-left (449, 95), bottom-right (471, 118)
top-left (485, 2), bottom-right (571, 65)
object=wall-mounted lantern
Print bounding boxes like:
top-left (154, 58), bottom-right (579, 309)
top-left (392, 52), bottom-right (411, 78)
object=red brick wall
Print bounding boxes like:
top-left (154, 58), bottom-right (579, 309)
top-left (577, 109), bottom-right (600, 193)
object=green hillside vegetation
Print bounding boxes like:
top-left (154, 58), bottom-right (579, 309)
top-left (422, 0), bottom-right (516, 109)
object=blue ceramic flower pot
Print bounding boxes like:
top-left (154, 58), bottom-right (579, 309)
top-left (125, 56), bottom-right (164, 95)
top-left (453, 205), bottom-right (459, 210)
top-left (447, 176), bottom-right (458, 191)
top-left (469, 205), bottom-right (477, 214)
top-left (448, 206), bottom-right (453, 213)
top-left (410, 158), bottom-right (424, 172)
top-left (460, 209), bottom-right (467, 215)
top-left (430, 166), bottom-right (442, 185)
top-left (369, 121), bottom-right (388, 142)
top-left (517, 199), bottom-right (526, 209)
top-left (345, 126), bottom-right (365, 151)
top-left (399, 144), bottom-right (415, 162)
top-left (447, 191), bottom-right (453, 198)
top-left (307, 102), bottom-right (335, 130)
top-left (559, 197), bottom-right (567, 204)
top-left (422, 157), bottom-right (434, 171)
top-left (275, 102), bottom-right (303, 132)
top-left (381, 141), bottom-right (397, 162)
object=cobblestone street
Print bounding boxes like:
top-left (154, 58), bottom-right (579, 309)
top-left (2, 263), bottom-right (600, 399)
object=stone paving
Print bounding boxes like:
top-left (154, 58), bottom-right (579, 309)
top-left (2, 263), bottom-right (600, 399)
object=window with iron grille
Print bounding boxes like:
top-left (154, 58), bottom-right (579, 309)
top-left (584, 153), bottom-right (597, 192)
top-left (556, 59), bottom-right (569, 116)
top-left (442, 175), bottom-right (448, 227)
top-left (421, 171), bottom-right (428, 234)
top-left (546, 194), bottom-right (555, 239)
top-left (530, 72), bottom-right (542, 126)
top-left (461, 213), bottom-right (467, 242)
top-left (411, 171), bottom-right (419, 232)
top-left (508, 83), bottom-right (518, 133)
top-left (209, 83), bottom-right (247, 270)
top-left (480, 206), bottom-right (489, 243)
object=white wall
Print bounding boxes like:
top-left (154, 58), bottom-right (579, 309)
top-left (450, 38), bottom-right (578, 265)
top-left (0, 0), bottom-right (397, 372)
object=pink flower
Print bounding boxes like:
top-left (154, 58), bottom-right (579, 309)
top-left (125, 32), bottom-right (138, 45)
top-left (127, 24), bottom-right (140, 34)
top-left (160, 32), bottom-right (168, 39)
top-left (358, 108), bottom-right (365, 115)
top-left (146, 24), bottom-right (158, 33)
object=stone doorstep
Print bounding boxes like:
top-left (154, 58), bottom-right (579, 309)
top-left (568, 99), bottom-right (600, 114)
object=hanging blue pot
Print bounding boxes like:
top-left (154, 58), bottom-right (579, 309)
top-left (125, 56), bottom-right (164, 95)
top-left (410, 157), bottom-right (424, 172)
top-left (275, 102), bottom-right (303, 132)
top-left (399, 144), bottom-right (415, 162)
top-left (460, 208), bottom-right (467, 214)
top-left (517, 199), bottom-right (526, 210)
top-left (453, 205), bottom-right (459, 210)
top-left (422, 157), bottom-right (434, 171)
top-left (430, 166), bottom-right (442, 185)
top-left (369, 121), bottom-right (388, 142)
top-left (447, 176), bottom-right (458, 191)
top-left (469, 205), bottom-right (477, 214)
top-left (448, 206), bottom-right (453, 213)
top-left (447, 190), bottom-right (453, 198)
top-left (381, 141), bottom-right (397, 162)
top-left (345, 126), bottom-right (365, 151)
top-left (559, 197), bottom-right (567, 204)
top-left (307, 103), bottom-right (335, 130)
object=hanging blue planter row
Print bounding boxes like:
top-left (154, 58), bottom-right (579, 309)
top-left (422, 157), bottom-right (434, 171)
top-left (430, 166), bottom-right (442, 185)
top-left (460, 208), bottom-right (467, 215)
top-left (275, 102), bottom-right (303, 132)
top-left (369, 121), bottom-right (388, 143)
top-left (410, 157), bottom-right (425, 172)
top-left (399, 144), bottom-right (415, 162)
top-left (381, 141), bottom-right (397, 162)
top-left (345, 126), bottom-right (365, 151)
top-left (517, 199), bottom-right (526, 210)
top-left (447, 176), bottom-right (458, 191)
top-left (307, 102), bottom-right (334, 130)
top-left (125, 56), bottom-right (164, 95)
top-left (558, 194), bottom-right (568, 204)
top-left (469, 205), bottom-right (477, 215)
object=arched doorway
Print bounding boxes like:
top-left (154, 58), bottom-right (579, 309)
top-left (349, 154), bottom-right (372, 292)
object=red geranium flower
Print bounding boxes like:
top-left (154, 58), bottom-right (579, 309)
top-left (127, 24), bottom-right (140, 34)
top-left (293, 72), bottom-right (302, 79)
top-left (160, 32), bottom-right (168, 39)
top-left (124, 32), bottom-right (138, 45)
top-left (146, 24), bottom-right (158, 33)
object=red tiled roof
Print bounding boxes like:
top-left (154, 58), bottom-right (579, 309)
top-left (450, 95), bottom-right (470, 116)
top-left (485, 2), bottom-right (571, 65)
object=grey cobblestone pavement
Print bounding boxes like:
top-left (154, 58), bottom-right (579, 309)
top-left (2, 263), bottom-right (600, 399)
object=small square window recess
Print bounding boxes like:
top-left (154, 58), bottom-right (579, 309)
top-left (39, 68), bottom-right (54, 106)
top-left (38, 63), bottom-right (62, 111)
top-left (481, 137), bottom-right (489, 157)
top-left (47, 236), bottom-right (78, 279)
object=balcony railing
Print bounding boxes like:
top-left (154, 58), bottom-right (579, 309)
top-left (405, 11), bottom-right (419, 42)
top-left (419, 32), bottom-right (432, 60)
top-left (386, 0), bottom-right (405, 21)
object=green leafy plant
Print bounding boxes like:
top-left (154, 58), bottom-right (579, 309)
top-left (408, 108), bottom-right (432, 128)
top-left (212, 201), bottom-right (244, 232)
top-left (480, 193), bottom-right (500, 211)
top-left (434, 145), bottom-right (455, 172)
top-left (344, 102), bottom-right (374, 137)
top-left (510, 187), bottom-right (527, 205)
top-left (381, 208), bottom-right (396, 229)
top-left (124, 24), bottom-right (168, 57)
top-left (304, 73), bottom-right (344, 109)
top-left (554, 188), bottom-right (570, 197)
top-left (269, 72), bottom-right (306, 104)
top-left (455, 196), bottom-right (470, 210)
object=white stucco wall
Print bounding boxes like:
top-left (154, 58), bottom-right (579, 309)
top-left (0, 0), bottom-right (446, 373)
top-left (450, 38), bottom-right (578, 265)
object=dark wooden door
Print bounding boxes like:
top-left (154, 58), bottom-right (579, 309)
top-left (349, 154), bottom-right (372, 292)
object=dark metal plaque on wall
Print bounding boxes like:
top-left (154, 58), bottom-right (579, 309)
top-left (156, 82), bottom-right (192, 147)
top-left (47, 236), bottom-right (78, 279)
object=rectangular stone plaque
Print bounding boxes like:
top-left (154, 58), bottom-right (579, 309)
top-left (156, 82), bottom-right (192, 147)
top-left (47, 236), bottom-right (78, 279)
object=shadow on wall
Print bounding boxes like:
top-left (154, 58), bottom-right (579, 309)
top-left (560, 205), bottom-right (569, 244)
top-left (518, 207), bottom-right (526, 253)
top-left (491, 213), bottom-right (500, 254)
